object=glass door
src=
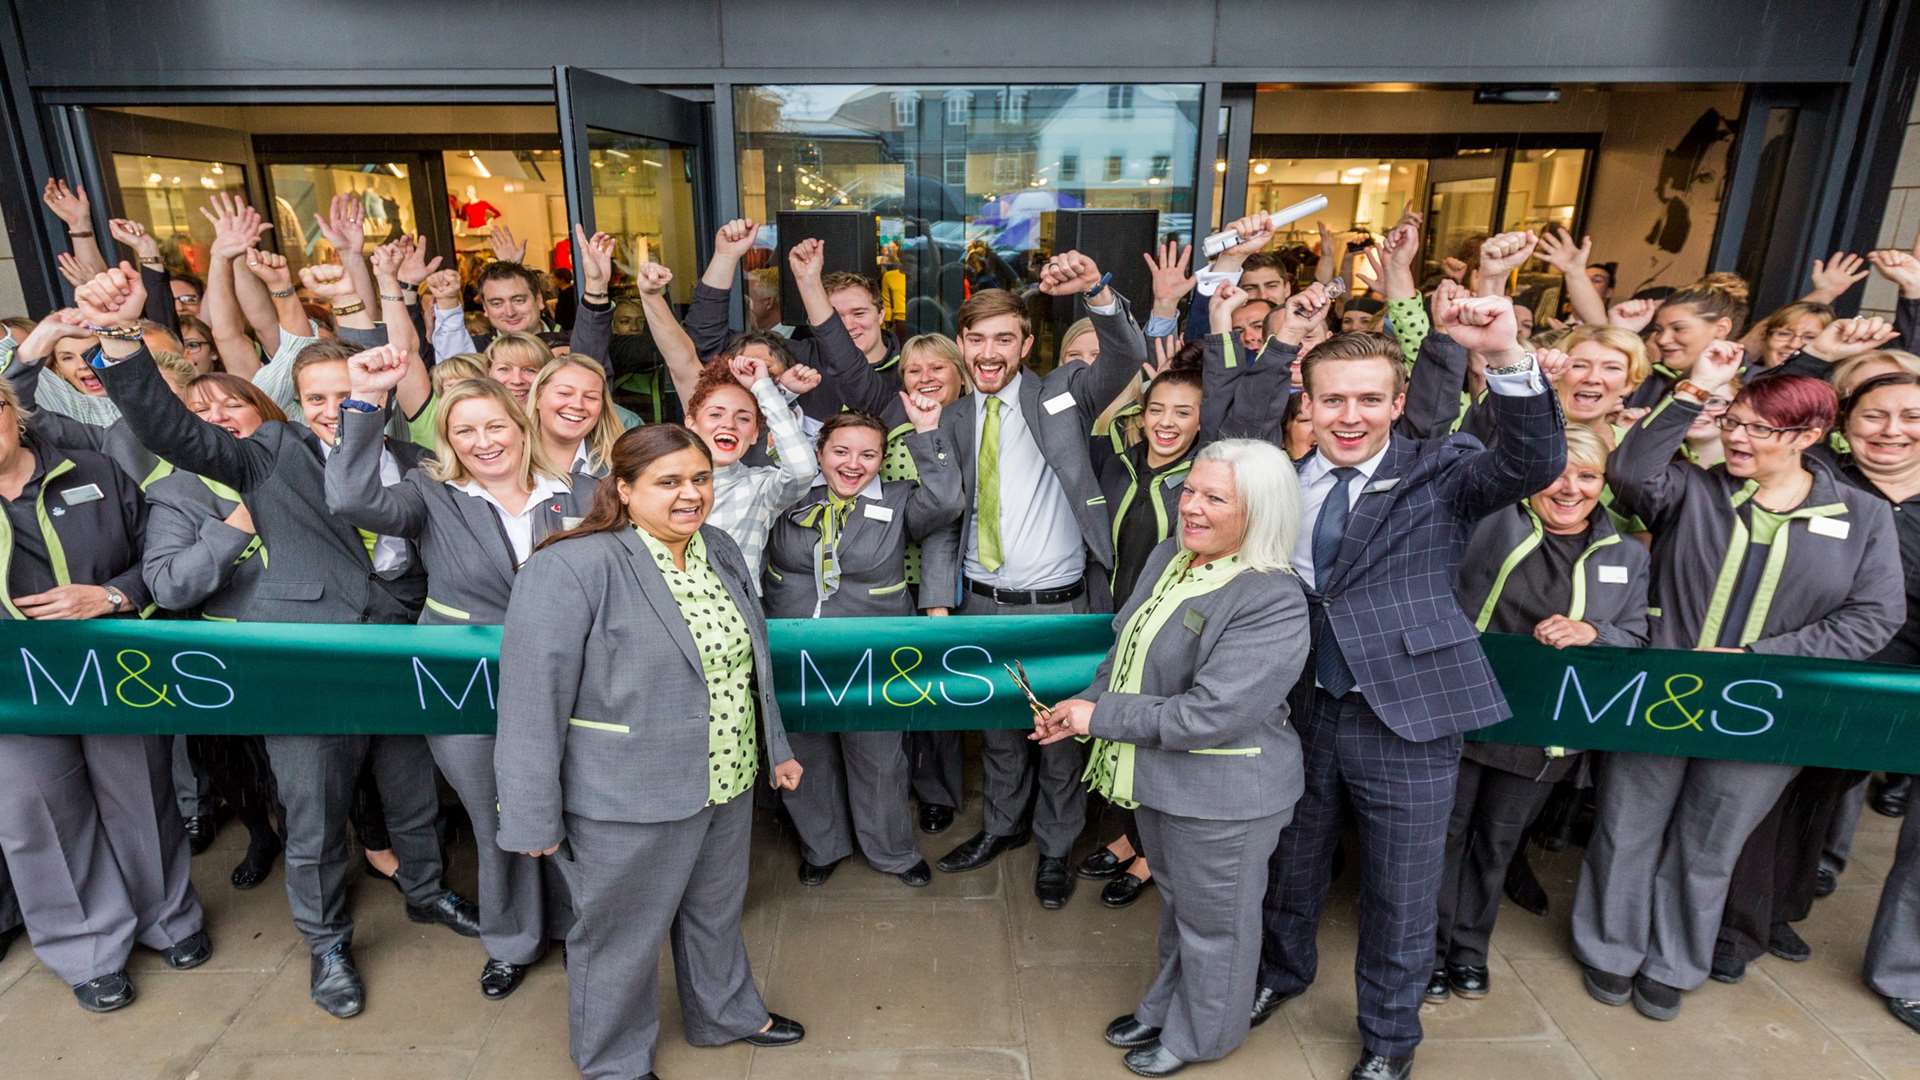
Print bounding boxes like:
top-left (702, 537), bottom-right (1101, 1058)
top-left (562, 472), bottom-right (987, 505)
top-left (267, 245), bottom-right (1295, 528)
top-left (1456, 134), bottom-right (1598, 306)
top-left (1422, 150), bottom-right (1507, 281)
top-left (553, 67), bottom-right (708, 307)
top-left (75, 109), bottom-right (259, 283)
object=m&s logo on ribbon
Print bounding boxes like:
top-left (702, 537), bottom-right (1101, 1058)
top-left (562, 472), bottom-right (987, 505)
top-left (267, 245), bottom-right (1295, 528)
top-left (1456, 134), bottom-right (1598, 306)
top-left (796, 645), bottom-right (997, 709)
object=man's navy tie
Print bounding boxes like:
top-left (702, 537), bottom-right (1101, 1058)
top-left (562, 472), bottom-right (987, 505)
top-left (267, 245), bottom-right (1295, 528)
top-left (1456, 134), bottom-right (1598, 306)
top-left (1312, 466), bottom-right (1361, 697)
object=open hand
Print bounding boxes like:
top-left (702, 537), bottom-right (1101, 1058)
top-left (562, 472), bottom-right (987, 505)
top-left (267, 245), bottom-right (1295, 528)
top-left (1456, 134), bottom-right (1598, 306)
top-left (487, 223), bottom-right (527, 264)
top-left (41, 178), bottom-right (90, 229)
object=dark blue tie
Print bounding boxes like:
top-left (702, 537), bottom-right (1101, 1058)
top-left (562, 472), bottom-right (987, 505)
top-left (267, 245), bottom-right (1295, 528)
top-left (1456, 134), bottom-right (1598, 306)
top-left (1312, 467), bottom-right (1361, 696)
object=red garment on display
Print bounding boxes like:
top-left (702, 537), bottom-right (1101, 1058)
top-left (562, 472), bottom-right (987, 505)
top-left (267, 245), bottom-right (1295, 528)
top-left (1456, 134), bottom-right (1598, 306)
top-left (462, 200), bottom-right (502, 229)
top-left (551, 235), bottom-right (572, 271)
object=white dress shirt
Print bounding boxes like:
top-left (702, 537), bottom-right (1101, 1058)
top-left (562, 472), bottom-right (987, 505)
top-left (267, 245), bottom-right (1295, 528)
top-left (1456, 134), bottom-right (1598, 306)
top-left (963, 371), bottom-right (1085, 590)
top-left (317, 438), bottom-right (410, 575)
top-left (455, 474), bottom-right (573, 566)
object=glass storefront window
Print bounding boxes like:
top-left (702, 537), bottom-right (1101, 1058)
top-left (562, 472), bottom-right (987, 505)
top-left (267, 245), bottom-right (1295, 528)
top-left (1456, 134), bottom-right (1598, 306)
top-left (585, 132), bottom-right (698, 306)
top-left (110, 153), bottom-right (248, 278)
top-left (1503, 148), bottom-right (1590, 320)
top-left (266, 163), bottom-right (416, 276)
top-left (736, 83), bottom-right (1202, 356)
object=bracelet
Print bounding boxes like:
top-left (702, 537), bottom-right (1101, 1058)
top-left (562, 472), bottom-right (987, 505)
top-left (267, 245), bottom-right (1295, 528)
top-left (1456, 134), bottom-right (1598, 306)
top-left (68, 229), bottom-right (93, 239)
top-left (378, 292), bottom-right (408, 303)
top-left (269, 286), bottom-right (296, 299)
top-left (331, 301), bottom-right (367, 317)
top-left (138, 258), bottom-right (164, 269)
top-left (86, 323), bottom-right (143, 341)
top-left (582, 291), bottom-right (609, 303)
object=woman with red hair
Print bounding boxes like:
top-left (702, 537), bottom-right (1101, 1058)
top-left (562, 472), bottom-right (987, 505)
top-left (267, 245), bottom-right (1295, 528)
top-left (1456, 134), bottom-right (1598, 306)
top-left (1572, 340), bottom-right (1905, 1024)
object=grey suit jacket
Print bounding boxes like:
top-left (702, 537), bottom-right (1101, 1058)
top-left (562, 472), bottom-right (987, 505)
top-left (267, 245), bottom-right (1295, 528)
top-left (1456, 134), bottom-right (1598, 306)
top-left (494, 525), bottom-right (796, 851)
top-left (142, 470), bottom-right (266, 619)
top-left (922, 296), bottom-right (1149, 611)
top-left (761, 429), bottom-right (964, 618)
top-left (98, 344), bottom-right (429, 624)
top-left (1076, 540), bottom-right (1311, 821)
top-left (323, 407), bottom-right (594, 625)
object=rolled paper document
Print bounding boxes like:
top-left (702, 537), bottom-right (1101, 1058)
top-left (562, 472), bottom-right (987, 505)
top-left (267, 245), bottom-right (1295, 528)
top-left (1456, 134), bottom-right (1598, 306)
top-left (1199, 194), bottom-right (1330, 259)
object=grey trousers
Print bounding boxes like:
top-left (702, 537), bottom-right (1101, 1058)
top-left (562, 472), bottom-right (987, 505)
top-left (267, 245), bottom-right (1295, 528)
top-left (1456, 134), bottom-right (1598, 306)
top-left (1136, 804), bottom-right (1289, 1063)
top-left (1437, 759), bottom-right (1555, 968)
top-left (0, 735), bottom-right (204, 983)
top-left (1572, 752), bottom-right (1796, 989)
top-left (909, 731), bottom-right (966, 810)
top-left (264, 733), bottom-right (445, 955)
top-left (169, 734), bottom-right (212, 818)
top-left (430, 734), bottom-right (560, 964)
top-left (1823, 774), bottom-right (1870, 876)
top-left (782, 730), bottom-right (920, 874)
top-left (960, 588), bottom-right (1091, 858)
top-left (556, 796), bottom-right (769, 1080)
top-left (1866, 804), bottom-right (1920, 999)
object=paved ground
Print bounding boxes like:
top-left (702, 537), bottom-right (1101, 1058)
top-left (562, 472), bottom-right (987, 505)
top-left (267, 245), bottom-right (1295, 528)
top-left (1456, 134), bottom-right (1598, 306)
top-left (1, 788), bottom-right (1916, 1079)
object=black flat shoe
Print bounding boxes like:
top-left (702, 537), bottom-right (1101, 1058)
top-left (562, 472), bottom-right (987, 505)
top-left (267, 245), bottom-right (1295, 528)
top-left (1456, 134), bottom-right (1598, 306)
top-left (896, 859), bottom-right (933, 887)
top-left (231, 837), bottom-right (281, 891)
top-left (1250, 985), bottom-right (1297, 1027)
top-left (310, 945), bottom-right (363, 1019)
top-left (1709, 948), bottom-right (1746, 984)
top-left (1424, 966), bottom-right (1451, 1002)
top-left (1078, 848), bottom-right (1128, 880)
top-left (918, 803), bottom-right (955, 834)
top-left (1447, 963), bottom-right (1490, 998)
top-left (1814, 866), bottom-right (1838, 898)
top-left (1888, 996), bottom-right (1920, 1034)
top-left (1349, 1051), bottom-right (1413, 1080)
top-left (797, 857), bottom-right (843, 887)
top-left (0, 923), bottom-right (22, 964)
top-left (1123, 1040), bottom-right (1187, 1077)
top-left (1769, 923), bottom-right (1812, 962)
top-left (407, 890), bottom-right (482, 938)
top-left (183, 815), bottom-right (218, 856)
top-left (162, 929), bottom-right (213, 971)
top-left (1036, 855), bottom-right (1074, 909)
top-left (479, 958), bottom-right (528, 1000)
top-left (936, 829), bottom-right (1029, 874)
top-left (1581, 965), bottom-right (1631, 1006)
top-left (742, 1012), bottom-right (805, 1046)
top-left (1101, 871), bottom-right (1153, 908)
top-left (1104, 1013), bottom-right (1162, 1048)
top-left (72, 971), bottom-right (134, 1014)
top-left (1631, 973), bottom-right (1682, 1021)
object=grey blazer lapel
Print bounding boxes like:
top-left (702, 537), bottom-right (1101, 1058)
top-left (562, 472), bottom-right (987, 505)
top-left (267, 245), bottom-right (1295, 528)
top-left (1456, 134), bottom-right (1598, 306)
top-left (450, 486), bottom-right (520, 583)
top-left (612, 527), bottom-right (704, 674)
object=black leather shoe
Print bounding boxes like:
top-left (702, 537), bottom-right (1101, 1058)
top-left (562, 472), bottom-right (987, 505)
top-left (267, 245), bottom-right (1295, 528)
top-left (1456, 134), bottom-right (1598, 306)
top-left (1036, 855), bottom-right (1074, 909)
top-left (896, 859), bottom-right (933, 888)
top-left (1349, 1051), bottom-right (1413, 1080)
top-left (1078, 848), bottom-right (1128, 880)
top-left (741, 1012), bottom-right (805, 1046)
top-left (1814, 866), bottom-right (1839, 898)
top-left (1631, 973), bottom-right (1682, 1021)
top-left (479, 958), bottom-right (527, 1000)
top-left (72, 971), bottom-right (134, 1013)
top-left (918, 803), bottom-right (955, 834)
top-left (1872, 775), bottom-right (1912, 818)
top-left (1101, 870), bottom-right (1153, 908)
top-left (1123, 1040), bottom-right (1188, 1077)
top-left (1769, 923), bottom-right (1812, 962)
top-left (1447, 963), bottom-right (1490, 999)
top-left (797, 857), bottom-right (843, 887)
top-left (162, 929), bottom-right (213, 970)
top-left (1582, 965), bottom-right (1632, 1006)
top-left (0, 923), bottom-right (22, 964)
top-left (1250, 984), bottom-right (1298, 1027)
top-left (1709, 948), bottom-right (1746, 985)
top-left (1888, 996), bottom-right (1920, 1034)
top-left (309, 945), bottom-right (364, 1018)
top-left (183, 815), bottom-right (218, 856)
top-left (1104, 1013), bottom-right (1162, 1048)
top-left (407, 890), bottom-right (482, 938)
top-left (1424, 966), bottom-right (1451, 1002)
top-left (231, 834), bottom-right (281, 890)
top-left (363, 862), bottom-right (403, 893)
top-left (937, 829), bottom-right (1029, 874)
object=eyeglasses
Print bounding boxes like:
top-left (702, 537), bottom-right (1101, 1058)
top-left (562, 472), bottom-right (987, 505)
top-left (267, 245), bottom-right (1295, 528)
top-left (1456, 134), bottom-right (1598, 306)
top-left (1700, 396), bottom-right (1733, 413)
top-left (173, 293), bottom-right (201, 306)
top-left (182, 339), bottom-right (210, 351)
top-left (1714, 415), bottom-right (1807, 440)
top-left (1768, 329), bottom-right (1818, 345)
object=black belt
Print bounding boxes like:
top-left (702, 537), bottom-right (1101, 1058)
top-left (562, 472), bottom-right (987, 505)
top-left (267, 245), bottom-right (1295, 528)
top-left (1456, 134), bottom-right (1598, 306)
top-left (966, 578), bottom-right (1085, 607)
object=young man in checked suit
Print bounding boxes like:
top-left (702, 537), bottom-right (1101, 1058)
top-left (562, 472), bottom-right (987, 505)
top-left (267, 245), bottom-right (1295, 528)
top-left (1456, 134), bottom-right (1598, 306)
top-left (1246, 295), bottom-right (1567, 1080)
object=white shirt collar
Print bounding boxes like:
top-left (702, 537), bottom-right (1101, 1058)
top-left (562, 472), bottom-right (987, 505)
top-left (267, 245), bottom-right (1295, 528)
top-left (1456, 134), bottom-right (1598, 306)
top-left (1299, 439), bottom-right (1392, 487)
top-left (455, 473), bottom-right (572, 517)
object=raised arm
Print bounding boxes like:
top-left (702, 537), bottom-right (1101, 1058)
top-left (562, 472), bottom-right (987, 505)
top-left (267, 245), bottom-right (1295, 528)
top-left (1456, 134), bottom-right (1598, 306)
top-left (1868, 246), bottom-right (1920, 351)
top-left (367, 241), bottom-right (430, 418)
top-left (689, 218), bottom-right (760, 358)
top-left (43, 179), bottom-right (106, 278)
top-left (635, 261), bottom-right (702, 406)
top-left (1398, 280), bottom-right (1472, 438)
top-left (324, 347), bottom-right (431, 537)
top-left (1475, 230), bottom-right (1539, 300)
top-left (788, 237), bottom-right (895, 415)
top-left (1607, 340), bottom-right (1744, 524)
top-left (312, 192), bottom-right (379, 314)
top-left (1433, 292), bottom-right (1566, 519)
top-left (1037, 250), bottom-right (1147, 413)
top-left (1802, 251), bottom-right (1871, 306)
top-left (1537, 229), bottom-right (1608, 327)
top-left (1143, 240), bottom-right (1195, 340)
top-left (425, 268), bottom-right (477, 358)
top-left (567, 225), bottom-right (616, 362)
top-left (733, 355), bottom-right (817, 508)
top-left (106, 219), bottom-right (178, 337)
top-left (197, 194), bottom-right (273, 377)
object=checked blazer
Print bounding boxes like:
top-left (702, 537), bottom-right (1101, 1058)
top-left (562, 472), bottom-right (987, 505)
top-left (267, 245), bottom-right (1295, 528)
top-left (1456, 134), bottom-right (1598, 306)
top-left (1299, 383), bottom-right (1566, 743)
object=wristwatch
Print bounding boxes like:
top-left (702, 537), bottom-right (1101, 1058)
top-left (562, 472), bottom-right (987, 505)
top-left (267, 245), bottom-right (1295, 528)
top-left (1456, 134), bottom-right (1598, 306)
top-left (339, 398), bottom-right (380, 413)
top-left (1083, 272), bottom-right (1114, 301)
top-left (103, 586), bottom-right (127, 613)
top-left (1672, 379), bottom-right (1712, 404)
top-left (1484, 351), bottom-right (1537, 378)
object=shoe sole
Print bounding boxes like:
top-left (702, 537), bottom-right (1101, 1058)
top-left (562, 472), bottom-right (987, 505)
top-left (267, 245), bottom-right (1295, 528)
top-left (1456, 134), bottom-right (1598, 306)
top-left (1766, 946), bottom-right (1811, 963)
top-left (1423, 991), bottom-right (1451, 1003)
top-left (1581, 971), bottom-right (1631, 1007)
top-left (1888, 1000), bottom-right (1920, 1035)
top-left (407, 909), bottom-right (482, 938)
top-left (1078, 866), bottom-right (1127, 880)
top-left (1630, 987), bottom-right (1680, 1021)
top-left (1451, 986), bottom-right (1489, 1000)
top-left (74, 991), bottom-right (135, 1014)
top-left (1709, 969), bottom-right (1745, 985)
top-left (164, 951), bottom-right (212, 972)
top-left (313, 996), bottom-right (364, 1019)
top-left (1104, 1030), bottom-right (1161, 1049)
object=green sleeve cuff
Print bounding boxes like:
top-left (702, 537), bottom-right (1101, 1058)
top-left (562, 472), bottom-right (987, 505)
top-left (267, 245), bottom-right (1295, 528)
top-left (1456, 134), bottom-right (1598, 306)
top-left (1387, 295), bottom-right (1429, 366)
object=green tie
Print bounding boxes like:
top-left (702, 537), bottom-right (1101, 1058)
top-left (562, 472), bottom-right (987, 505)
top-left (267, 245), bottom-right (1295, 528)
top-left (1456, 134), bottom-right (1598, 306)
top-left (358, 528), bottom-right (379, 563)
top-left (977, 396), bottom-right (1005, 572)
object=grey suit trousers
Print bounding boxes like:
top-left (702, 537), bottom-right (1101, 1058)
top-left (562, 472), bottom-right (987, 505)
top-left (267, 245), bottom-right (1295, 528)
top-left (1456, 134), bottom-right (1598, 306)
top-left (265, 733), bottom-right (445, 954)
top-left (1824, 774), bottom-right (1870, 876)
top-left (557, 796), bottom-right (769, 1080)
top-left (169, 734), bottom-right (212, 818)
top-left (430, 734), bottom-right (561, 964)
top-left (1136, 805), bottom-right (1289, 1063)
top-left (1572, 751), bottom-right (1796, 989)
top-left (0, 735), bottom-right (204, 983)
top-left (1866, 804), bottom-right (1920, 999)
top-left (782, 731), bottom-right (919, 874)
top-left (960, 588), bottom-right (1091, 857)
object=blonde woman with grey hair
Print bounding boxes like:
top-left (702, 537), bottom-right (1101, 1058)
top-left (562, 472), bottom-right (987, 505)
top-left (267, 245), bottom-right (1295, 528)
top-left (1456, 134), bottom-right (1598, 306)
top-left (324, 346), bottom-right (593, 1003)
top-left (1035, 437), bottom-right (1310, 1076)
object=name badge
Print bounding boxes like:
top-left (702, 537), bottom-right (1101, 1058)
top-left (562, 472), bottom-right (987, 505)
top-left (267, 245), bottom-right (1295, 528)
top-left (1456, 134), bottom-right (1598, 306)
top-left (1361, 477), bottom-right (1399, 494)
top-left (1043, 392), bottom-right (1076, 416)
top-left (59, 483), bottom-right (104, 506)
top-left (1183, 609), bottom-right (1206, 634)
top-left (562, 516), bottom-right (583, 530)
top-left (1163, 471), bottom-right (1185, 489)
top-left (1597, 565), bottom-right (1629, 584)
top-left (1808, 517), bottom-right (1849, 540)
top-left (863, 504), bottom-right (895, 523)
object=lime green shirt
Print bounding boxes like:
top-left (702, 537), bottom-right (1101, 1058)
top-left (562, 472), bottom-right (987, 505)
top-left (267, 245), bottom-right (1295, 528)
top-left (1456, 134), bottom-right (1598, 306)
top-left (636, 528), bottom-right (758, 804)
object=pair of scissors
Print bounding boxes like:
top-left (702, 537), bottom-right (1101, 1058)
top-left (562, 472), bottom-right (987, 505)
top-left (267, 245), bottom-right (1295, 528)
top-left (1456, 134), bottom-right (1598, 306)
top-left (1003, 660), bottom-right (1050, 721)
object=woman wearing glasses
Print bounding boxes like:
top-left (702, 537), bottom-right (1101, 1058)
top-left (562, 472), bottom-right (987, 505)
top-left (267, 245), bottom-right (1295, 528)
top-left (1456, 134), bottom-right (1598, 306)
top-left (1750, 302), bottom-right (1834, 369)
top-left (1572, 339), bottom-right (1903, 1024)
